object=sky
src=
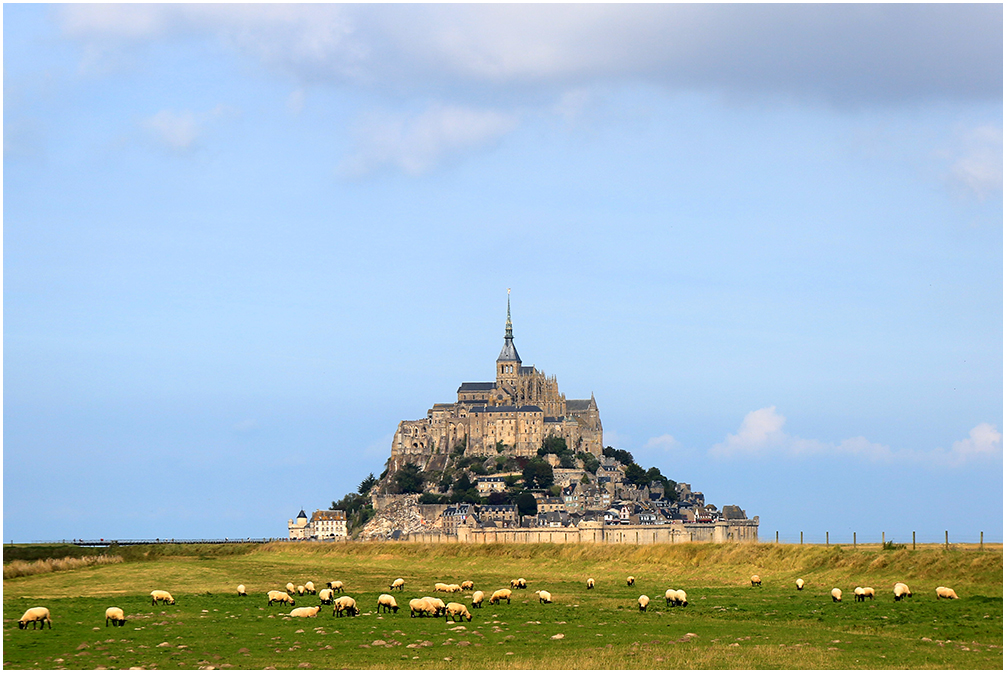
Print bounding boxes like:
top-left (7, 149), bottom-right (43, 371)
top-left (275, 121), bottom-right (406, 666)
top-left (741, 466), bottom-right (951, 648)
top-left (3, 4), bottom-right (1002, 544)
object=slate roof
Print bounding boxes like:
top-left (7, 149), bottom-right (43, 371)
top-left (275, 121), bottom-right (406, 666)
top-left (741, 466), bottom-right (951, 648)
top-left (567, 399), bottom-right (593, 411)
top-left (458, 382), bottom-right (496, 391)
top-left (467, 405), bottom-right (543, 413)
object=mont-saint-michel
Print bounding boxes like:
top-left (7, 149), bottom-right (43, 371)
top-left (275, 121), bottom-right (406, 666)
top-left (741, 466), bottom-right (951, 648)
top-left (290, 296), bottom-right (758, 544)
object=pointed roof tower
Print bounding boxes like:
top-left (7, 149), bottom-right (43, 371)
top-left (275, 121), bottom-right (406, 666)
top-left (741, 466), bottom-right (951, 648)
top-left (497, 289), bottom-right (521, 363)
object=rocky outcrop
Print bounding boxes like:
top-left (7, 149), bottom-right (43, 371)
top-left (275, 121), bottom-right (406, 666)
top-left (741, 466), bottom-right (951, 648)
top-left (358, 494), bottom-right (441, 541)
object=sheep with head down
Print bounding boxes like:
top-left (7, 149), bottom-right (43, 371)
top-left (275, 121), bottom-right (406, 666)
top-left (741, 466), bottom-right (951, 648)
top-left (750, 575), bottom-right (761, 587)
top-left (329, 580), bottom-right (344, 594)
top-left (333, 596), bottom-right (359, 617)
top-left (377, 594), bottom-right (399, 613)
top-left (489, 588), bottom-right (512, 605)
top-left (461, 580), bottom-right (474, 591)
top-left (831, 588), bottom-right (843, 602)
top-left (535, 590), bottom-right (552, 604)
top-left (862, 587), bottom-right (875, 600)
top-left (297, 585), bottom-right (306, 596)
top-left (637, 595), bottom-right (649, 612)
top-left (390, 578), bottom-right (405, 591)
top-left (267, 590), bottom-right (295, 606)
top-left (318, 588), bottom-right (334, 605)
top-left (150, 591), bottom-right (175, 606)
top-left (586, 578), bottom-right (595, 589)
top-left (18, 607), bottom-right (52, 630)
top-left (795, 578), bottom-right (804, 591)
top-left (445, 602), bottom-right (472, 622)
top-left (854, 587), bottom-right (866, 602)
top-left (286, 582), bottom-right (296, 595)
top-left (626, 576), bottom-right (635, 587)
top-left (304, 581), bottom-right (316, 595)
top-left (236, 584), bottom-right (247, 596)
top-left (894, 583), bottom-right (912, 601)
top-left (471, 590), bottom-right (485, 609)
top-left (936, 586), bottom-right (959, 600)
top-left (105, 607), bottom-right (126, 627)
top-left (289, 606), bottom-right (320, 618)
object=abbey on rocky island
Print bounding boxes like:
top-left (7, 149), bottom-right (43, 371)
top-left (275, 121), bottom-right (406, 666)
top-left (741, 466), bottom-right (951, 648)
top-left (388, 294), bottom-right (603, 475)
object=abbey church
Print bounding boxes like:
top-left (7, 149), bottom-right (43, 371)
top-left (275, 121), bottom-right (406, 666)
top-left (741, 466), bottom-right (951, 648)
top-left (389, 295), bottom-right (603, 473)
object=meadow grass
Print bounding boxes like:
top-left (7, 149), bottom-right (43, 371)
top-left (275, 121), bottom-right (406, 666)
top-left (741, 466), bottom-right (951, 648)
top-left (3, 542), bottom-right (1002, 669)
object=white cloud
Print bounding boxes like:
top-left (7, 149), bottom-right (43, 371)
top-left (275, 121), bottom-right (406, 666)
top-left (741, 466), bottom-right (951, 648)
top-left (644, 434), bottom-right (680, 452)
top-left (337, 104), bottom-right (518, 177)
top-left (946, 125), bottom-right (1003, 201)
top-left (710, 407), bottom-right (1001, 467)
top-left (140, 104), bottom-right (237, 153)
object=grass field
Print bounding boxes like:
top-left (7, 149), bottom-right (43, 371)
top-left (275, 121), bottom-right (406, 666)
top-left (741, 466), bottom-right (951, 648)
top-left (3, 542), bottom-right (1002, 669)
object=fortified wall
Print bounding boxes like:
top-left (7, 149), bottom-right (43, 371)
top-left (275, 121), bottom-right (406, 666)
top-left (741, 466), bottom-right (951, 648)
top-left (404, 519), bottom-right (760, 545)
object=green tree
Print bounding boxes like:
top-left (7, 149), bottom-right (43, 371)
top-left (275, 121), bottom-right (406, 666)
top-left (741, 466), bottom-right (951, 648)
top-left (357, 473), bottom-right (378, 495)
top-left (522, 458), bottom-right (554, 489)
top-left (624, 463), bottom-right (649, 487)
top-left (393, 463), bottom-right (424, 494)
top-left (538, 436), bottom-right (569, 457)
top-left (577, 452), bottom-right (600, 474)
top-left (515, 491), bottom-right (538, 517)
top-left (486, 491), bottom-right (512, 506)
top-left (418, 492), bottom-right (446, 505)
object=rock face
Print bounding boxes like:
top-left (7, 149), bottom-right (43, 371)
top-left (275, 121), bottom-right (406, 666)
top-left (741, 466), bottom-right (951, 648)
top-left (358, 495), bottom-right (439, 541)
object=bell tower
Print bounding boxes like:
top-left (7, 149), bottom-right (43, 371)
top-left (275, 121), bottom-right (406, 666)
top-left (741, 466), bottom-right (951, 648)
top-left (496, 289), bottom-right (521, 391)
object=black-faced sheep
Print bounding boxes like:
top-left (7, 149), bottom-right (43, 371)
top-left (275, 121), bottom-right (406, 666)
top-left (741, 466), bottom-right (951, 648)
top-left (377, 594), bottom-right (399, 613)
top-left (489, 588), bottom-right (512, 605)
top-left (936, 586), bottom-right (959, 600)
top-left (237, 584), bottom-right (247, 596)
top-left (18, 607), bottom-right (52, 630)
top-left (461, 580), bottom-right (474, 590)
top-left (333, 596), bottom-right (359, 617)
top-left (329, 580), bottom-right (344, 594)
top-left (318, 588), bottom-right (334, 605)
top-left (445, 602), bottom-right (472, 622)
top-left (297, 585), bottom-right (306, 596)
top-left (409, 597), bottom-right (435, 617)
top-left (795, 578), bottom-right (804, 591)
top-left (831, 588), bottom-right (842, 602)
top-left (391, 578), bottom-right (405, 591)
top-left (638, 595), bottom-right (649, 611)
top-left (587, 578), bottom-right (595, 589)
top-left (286, 582), bottom-right (296, 595)
top-left (862, 587), bottom-right (875, 600)
top-left (510, 578), bottom-right (527, 589)
top-left (894, 582), bottom-right (912, 601)
top-left (750, 575), bottom-right (762, 587)
top-left (626, 576), bottom-right (636, 587)
top-left (150, 590), bottom-right (175, 606)
top-left (854, 587), bottom-right (866, 602)
top-left (105, 607), bottom-right (126, 627)
top-left (267, 590), bottom-right (295, 606)
top-left (471, 590), bottom-right (485, 609)
top-left (304, 581), bottom-right (316, 595)
top-left (535, 590), bottom-right (552, 604)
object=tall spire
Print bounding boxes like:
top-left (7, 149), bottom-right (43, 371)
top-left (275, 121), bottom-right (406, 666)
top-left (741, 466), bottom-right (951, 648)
top-left (497, 289), bottom-right (521, 363)
top-left (505, 288), bottom-right (513, 340)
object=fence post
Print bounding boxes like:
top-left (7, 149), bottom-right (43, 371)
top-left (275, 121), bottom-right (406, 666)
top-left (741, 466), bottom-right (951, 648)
top-left (980, 531), bottom-right (983, 550)
top-left (882, 531), bottom-right (885, 548)
top-left (945, 531), bottom-right (948, 550)
top-left (826, 531), bottom-right (829, 546)
top-left (853, 532), bottom-right (856, 549)
top-left (912, 531), bottom-right (915, 550)
top-left (800, 531), bottom-right (803, 545)
top-left (776, 531), bottom-right (779, 544)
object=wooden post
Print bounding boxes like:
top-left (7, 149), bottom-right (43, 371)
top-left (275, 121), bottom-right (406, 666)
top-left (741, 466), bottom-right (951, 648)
top-left (912, 531), bottom-right (915, 550)
top-left (853, 532), bottom-right (856, 549)
top-left (980, 531), bottom-right (983, 550)
top-left (800, 531), bottom-right (803, 545)
top-left (776, 531), bottom-right (779, 544)
top-left (945, 531), bottom-right (948, 550)
top-left (882, 531), bottom-right (885, 548)
top-left (826, 531), bottom-right (829, 546)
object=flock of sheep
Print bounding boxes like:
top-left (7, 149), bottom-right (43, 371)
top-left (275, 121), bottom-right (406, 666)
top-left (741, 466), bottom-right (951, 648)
top-left (14, 573), bottom-right (960, 631)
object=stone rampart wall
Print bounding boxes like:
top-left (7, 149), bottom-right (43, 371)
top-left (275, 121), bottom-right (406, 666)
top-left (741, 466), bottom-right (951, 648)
top-left (402, 520), bottom-right (759, 544)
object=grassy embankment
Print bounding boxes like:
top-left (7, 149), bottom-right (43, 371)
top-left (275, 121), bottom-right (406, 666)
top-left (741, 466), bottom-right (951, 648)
top-left (4, 542), bottom-right (1002, 669)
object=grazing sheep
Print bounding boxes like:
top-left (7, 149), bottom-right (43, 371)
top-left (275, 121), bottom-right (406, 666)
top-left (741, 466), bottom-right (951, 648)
top-left (18, 607), bottom-right (52, 630)
top-left (863, 587), bottom-right (875, 600)
top-left (750, 575), bottom-right (761, 587)
top-left (664, 589), bottom-right (676, 606)
top-left (587, 578), bottom-right (595, 590)
top-left (854, 587), bottom-right (866, 602)
top-left (150, 591), bottom-right (175, 606)
top-left (428, 597), bottom-right (446, 616)
top-left (333, 596), bottom-right (359, 617)
top-left (447, 583), bottom-right (463, 593)
top-left (936, 586), bottom-right (959, 600)
top-left (377, 594), bottom-right (399, 613)
top-left (105, 607), bottom-right (126, 627)
top-left (795, 578), bottom-right (804, 591)
top-left (831, 588), bottom-right (842, 602)
top-left (638, 595), bottom-right (650, 612)
top-left (674, 589), bottom-right (688, 607)
top-left (318, 588), bottom-right (334, 605)
top-left (894, 582), bottom-right (912, 601)
top-left (445, 602), bottom-right (472, 622)
top-left (510, 578), bottom-right (527, 589)
top-left (267, 590), bottom-right (295, 606)
top-left (489, 588), bottom-right (512, 605)
top-left (471, 590), bottom-right (485, 609)
top-left (237, 584), bottom-right (247, 596)
top-left (409, 597), bottom-right (434, 618)
top-left (434, 582), bottom-right (451, 593)
top-left (665, 589), bottom-right (688, 607)
top-left (391, 578), bottom-right (405, 591)
top-left (286, 582), bottom-right (296, 595)
top-left (289, 606), bottom-right (320, 618)
top-left (626, 576), bottom-right (636, 587)
top-left (304, 581), bottom-right (316, 595)
top-left (297, 585), bottom-right (306, 596)
top-left (461, 580), bottom-right (474, 590)
top-left (329, 580), bottom-right (344, 594)
top-left (535, 590), bottom-right (552, 604)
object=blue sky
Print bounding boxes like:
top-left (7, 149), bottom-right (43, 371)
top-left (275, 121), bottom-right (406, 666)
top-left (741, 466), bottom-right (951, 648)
top-left (4, 4), bottom-right (1002, 543)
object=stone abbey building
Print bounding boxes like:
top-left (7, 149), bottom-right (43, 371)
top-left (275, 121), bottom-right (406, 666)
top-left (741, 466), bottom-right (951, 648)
top-left (389, 296), bottom-right (603, 474)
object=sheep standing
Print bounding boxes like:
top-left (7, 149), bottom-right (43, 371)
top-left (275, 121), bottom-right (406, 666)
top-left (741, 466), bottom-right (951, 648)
top-left (894, 583), bottom-right (912, 601)
top-left (150, 591), bottom-right (175, 606)
top-left (105, 607), bottom-right (126, 627)
top-left (333, 596), bottom-right (359, 617)
top-left (377, 594), bottom-right (399, 613)
top-left (854, 587), bottom-right (866, 602)
top-left (665, 589), bottom-right (687, 607)
top-left (289, 606), bottom-right (320, 618)
top-left (237, 584), bottom-right (247, 596)
top-left (461, 580), bottom-right (474, 590)
top-left (674, 589), bottom-right (688, 607)
top-left (318, 588), bottom-right (335, 605)
top-left (510, 578), bottom-right (527, 589)
top-left (444, 602), bottom-right (472, 622)
top-left (863, 587), bottom-right (875, 600)
top-left (434, 582), bottom-right (451, 593)
top-left (471, 590), bottom-right (485, 609)
top-left (18, 607), bottom-right (52, 630)
top-left (267, 591), bottom-right (295, 606)
top-left (409, 597), bottom-right (434, 618)
top-left (297, 585), bottom-right (306, 596)
top-left (831, 588), bottom-right (842, 602)
top-left (304, 581), bottom-right (316, 595)
top-left (286, 582), bottom-right (296, 595)
top-left (626, 576), bottom-right (636, 587)
top-left (936, 586), bottom-right (959, 600)
top-left (329, 580), bottom-right (344, 594)
top-left (390, 578), bottom-right (405, 591)
top-left (638, 595), bottom-right (650, 612)
top-left (795, 578), bottom-right (804, 591)
top-left (587, 578), bottom-right (595, 590)
top-left (489, 589), bottom-right (512, 605)
top-left (535, 590), bottom-right (552, 604)
top-left (750, 575), bottom-right (761, 587)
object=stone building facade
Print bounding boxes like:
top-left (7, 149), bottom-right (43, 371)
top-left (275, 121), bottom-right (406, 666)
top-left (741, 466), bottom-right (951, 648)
top-left (287, 509), bottom-right (348, 540)
top-left (388, 295), bottom-right (603, 474)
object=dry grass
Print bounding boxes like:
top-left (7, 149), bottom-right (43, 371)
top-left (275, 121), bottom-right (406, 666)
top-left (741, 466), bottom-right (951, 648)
top-left (2, 554), bottom-right (123, 579)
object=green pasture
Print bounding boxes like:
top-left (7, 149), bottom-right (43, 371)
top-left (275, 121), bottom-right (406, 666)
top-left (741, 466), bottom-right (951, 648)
top-left (3, 542), bottom-right (1002, 669)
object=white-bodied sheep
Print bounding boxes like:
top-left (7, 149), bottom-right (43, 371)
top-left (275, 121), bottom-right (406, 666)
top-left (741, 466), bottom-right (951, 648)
top-left (471, 590), bottom-right (485, 609)
top-left (105, 607), bottom-right (126, 627)
top-left (428, 597), bottom-right (446, 615)
top-left (510, 578), bottom-right (527, 589)
top-left (461, 580), bottom-right (474, 590)
top-left (333, 596), bottom-right (359, 617)
top-left (626, 576), bottom-right (636, 587)
top-left (286, 582), bottom-right (296, 595)
top-left (894, 582), bottom-right (912, 601)
top-left (536, 590), bottom-right (552, 604)
top-left (391, 578), bottom-right (405, 591)
top-left (936, 586), bottom-right (959, 600)
top-left (445, 602), bottom-right (472, 622)
top-left (863, 587), bottom-right (875, 600)
top-left (237, 584), bottom-right (247, 596)
top-left (434, 582), bottom-right (451, 593)
top-left (329, 580), bottom-right (344, 594)
top-left (377, 594), bottom-right (399, 613)
top-left (795, 578), bottom-right (804, 591)
top-left (489, 588), bottom-right (512, 605)
top-left (267, 590), bottom-right (295, 606)
top-left (150, 590), bottom-right (175, 606)
top-left (289, 606), bottom-right (320, 618)
top-left (297, 585), bottom-right (306, 596)
top-left (18, 607), bottom-right (52, 630)
top-left (638, 595), bottom-right (650, 612)
top-left (750, 575), bottom-right (762, 587)
top-left (409, 597), bottom-right (434, 618)
top-left (587, 578), bottom-right (595, 589)
top-left (448, 583), bottom-right (463, 593)
top-left (675, 589), bottom-right (688, 607)
top-left (854, 587), bottom-right (866, 602)
top-left (831, 588), bottom-right (842, 602)
top-left (304, 581), bottom-right (315, 595)
top-left (665, 589), bottom-right (687, 607)
top-left (318, 588), bottom-right (334, 605)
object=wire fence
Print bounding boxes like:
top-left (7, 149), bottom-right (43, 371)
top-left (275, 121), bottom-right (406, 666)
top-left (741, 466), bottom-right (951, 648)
top-left (767, 530), bottom-right (996, 550)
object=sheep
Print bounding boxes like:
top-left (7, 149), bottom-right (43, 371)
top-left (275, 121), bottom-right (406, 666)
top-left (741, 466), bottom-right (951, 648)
top-left (587, 578), bottom-right (595, 590)
top-left (535, 590), bottom-right (552, 604)
top-left (434, 582), bottom-right (451, 593)
top-left (894, 582), bottom-right (912, 601)
top-left (390, 578), bottom-right (405, 591)
top-left (318, 588), bottom-right (335, 605)
top-left (665, 589), bottom-right (688, 607)
top-left (445, 602), bottom-right (473, 622)
top-left (427, 597), bottom-right (446, 616)
top-left (18, 607), bottom-right (52, 630)
top-left (105, 607), bottom-right (126, 627)
top-left (795, 578), bottom-right (804, 591)
top-left (286, 582), bottom-right (296, 595)
top-left (863, 587), bottom-right (875, 600)
top-left (510, 578), bottom-right (527, 589)
top-left (328, 580), bottom-right (344, 594)
top-left (267, 590), bottom-right (295, 606)
top-left (333, 596), bottom-right (359, 617)
top-left (150, 590), bottom-right (176, 606)
top-left (674, 589), bottom-right (689, 607)
top-left (471, 590), bottom-right (485, 609)
top-left (831, 588), bottom-right (842, 602)
top-left (461, 580), bottom-right (474, 591)
top-left (936, 586), bottom-right (959, 600)
top-left (304, 581), bottom-right (316, 595)
top-left (409, 597), bottom-right (435, 618)
top-left (377, 594), bottom-right (399, 613)
top-left (297, 585), bottom-right (306, 596)
top-left (489, 588), bottom-right (512, 605)
top-left (237, 584), bottom-right (247, 596)
top-left (854, 587), bottom-right (866, 602)
top-left (289, 606), bottom-right (320, 618)
top-left (626, 576), bottom-right (636, 587)
top-left (750, 575), bottom-right (762, 587)
top-left (638, 595), bottom-right (650, 612)
top-left (664, 589), bottom-right (676, 606)
top-left (448, 583), bottom-right (463, 593)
